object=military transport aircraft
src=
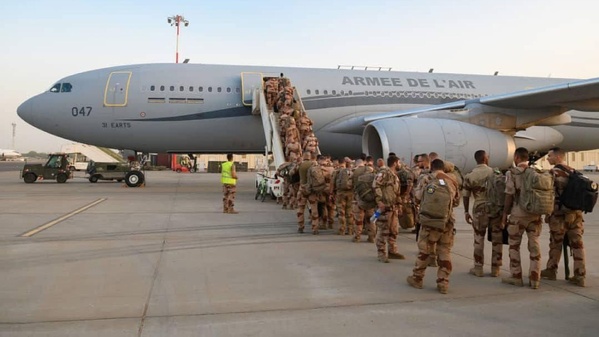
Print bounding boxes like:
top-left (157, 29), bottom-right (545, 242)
top-left (17, 63), bottom-right (599, 171)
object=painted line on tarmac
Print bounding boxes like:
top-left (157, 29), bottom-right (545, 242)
top-left (20, 198), bottom-right (107, 237)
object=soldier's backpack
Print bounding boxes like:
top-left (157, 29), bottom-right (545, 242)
top-left (555, 165), bottom-right (598, 213)
top-left (485, 169), bottom-right (506, 218)
top-left (278, 162), bottom-right (293, 179)
top-left (397, 167), bottom-right (413, 194)
top-left (419, 177), bottom-right (453, 229)
top-left (515, 167), bottom-right (554, 215)
top-left (305, 164), bottom-right (327, 194)
top-left (335, 168), bottom-right (352, 191)
top-left (444, 161), bottom-right (464, 191)
top-left (355, 171), bottom-right (376, 206)
top-left (288, 163), bottom-right (300, 184)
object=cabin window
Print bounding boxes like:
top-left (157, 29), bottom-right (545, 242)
top-left (169, 86), bottom-right (175, 92)
top-left (217, 87), bottom-right (222, 93)
top-left (315, 89), bottom-right (320, 95)
top-left (180, 86), bottom-right (184, 92)
top-left (189, 86), bottom-right (194, 92)
top-left (226, 87), bottom-right (231, 93)
top-left (150, 85), bottom-right (156, 91)
top-left (160, 85), bottom-right (165, 91)
top-left (348, 90), bottom-right (353, 95)
top-left (323, 90), bottom-right (328, 95)
top-left (199, 86), bottom-right (203, 92)
top-left (208, 87), bottom-right (213, 93)
top-left (332, 90), bottom-right (337, 95)
top-left (307, 89), bottom-right (311, 95)
top-left (340, 90), bottom-right (345, 95)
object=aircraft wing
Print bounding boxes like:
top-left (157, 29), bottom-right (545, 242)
top-left (364, 76), bottom-right (599, 123)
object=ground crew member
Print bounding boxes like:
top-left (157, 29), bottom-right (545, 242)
top-left (407, 159), bottom-right (459, 294)
top-left (373, 156), bottom-right (405, 262)
top-left (221, 153), bottom-right (238, 214)
top-left (352, 159), bottom-right (375, 242)
top-left (463, 150), bottom-right (503, 277)
top-left (331, 158), bottom-right (354, 235)
top-left (501, 147), bottom-right (543, 289)
top-left (541, 147), bottom-right (586, 287)
top-left (296, 152), bottom-right (314, 233)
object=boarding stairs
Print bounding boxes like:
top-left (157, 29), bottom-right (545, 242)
top-left (251, 79), bottom-right (320, 171)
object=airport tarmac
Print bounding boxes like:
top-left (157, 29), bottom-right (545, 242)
top-left (0, 169), bottom-right (597, 337)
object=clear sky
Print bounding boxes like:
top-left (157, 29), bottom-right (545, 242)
top-left (1, 0), bottom-right (599, 152)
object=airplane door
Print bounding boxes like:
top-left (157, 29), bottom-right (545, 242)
top-left (104, 71), bottom-right (132, 107)
top-left (241, 72), bottom-right (263, 106)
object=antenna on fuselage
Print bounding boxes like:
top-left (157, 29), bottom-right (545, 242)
top-left (183, 59), bottom-right (190, 63)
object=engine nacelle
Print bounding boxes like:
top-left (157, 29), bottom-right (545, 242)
top-left (363, 118), bottom-right (516, 172)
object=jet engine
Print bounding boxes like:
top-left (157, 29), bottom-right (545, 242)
top-left (362, 118), bottom-right (516, 171)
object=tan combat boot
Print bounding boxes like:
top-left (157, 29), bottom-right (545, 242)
top-left (469, 266), bottom-right (484, 277)
top-left (529, 280), bottom-right (540, 289)
top-left (352, 236), bottom-right (360, 243)
top-left (378, 255), bottom-right (389, 263)
top-left (501, 277), bottom-right (524, 287)
top-left (540, 268), bottom-right (557, 281)
top-left (388, 252), bottom-right (406, 260)
top-left (437, 284), bottom-right (449, 294)
top-left (406, 276), bottom-right (423, 289)
top-left (367, 235), bottom-right (375, 243)
top-left (228, 209), bottom-right (239, 214)
top-left (568, 276), bottom-right (586, 287)
top-left (490, 266), bottom-right (501, 277)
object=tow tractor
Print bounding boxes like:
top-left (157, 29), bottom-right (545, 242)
top-left (21, 153), bottom-right (72, 183)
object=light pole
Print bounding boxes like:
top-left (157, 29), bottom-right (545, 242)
top-left (11, 123), bottom-right (16, 150)
top-left (167, 15), bottom-right (189, 64)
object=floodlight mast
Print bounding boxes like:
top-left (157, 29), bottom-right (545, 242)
top-left (167, 15), bottom-right (189, 63)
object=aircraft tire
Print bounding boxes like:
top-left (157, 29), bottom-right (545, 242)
top-left (23, 173), bottom-right (36, 184)
top-left (125, 171), bottom-right (144, 187)
top-left (56, 173), bottom-right (68, 183)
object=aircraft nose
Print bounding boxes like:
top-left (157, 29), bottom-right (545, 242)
top-left (17, 99), bottom-right (33, 124)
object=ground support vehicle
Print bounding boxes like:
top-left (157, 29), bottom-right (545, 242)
top-left (21, 153), bottom-right (72, 184)
top-left (254, 171), bottom-right (283, 201)
top-left (87, 161), bottom-right (145, 187)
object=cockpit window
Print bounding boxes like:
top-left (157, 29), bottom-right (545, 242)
top-left (61, 83), bottom-right (72, 92)
top-left (49, 82), bottom-right (72, 93)
top-left (49, 83), bottom-right (61, 93)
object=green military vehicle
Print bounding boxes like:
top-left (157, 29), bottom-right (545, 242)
top-left (87, 160), bottom-right (145, 187)
top-left (21, 153), bottom-right (72, 183)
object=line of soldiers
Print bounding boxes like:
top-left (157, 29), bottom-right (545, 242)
top-left (276, 147), bottom-right (588, 294)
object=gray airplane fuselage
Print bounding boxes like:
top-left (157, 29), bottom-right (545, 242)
top-left (17, 63), bottom-right (599, 158)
